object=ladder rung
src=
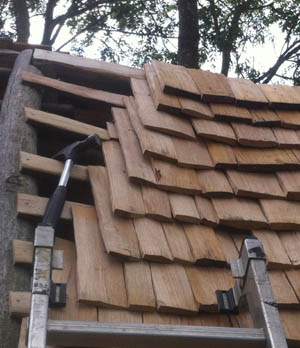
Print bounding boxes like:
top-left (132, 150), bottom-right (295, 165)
top-left (47, 320), bottom-right (266, 348)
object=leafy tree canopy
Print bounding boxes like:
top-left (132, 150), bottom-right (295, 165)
top-left (0, 0), bottom-right (299, 84)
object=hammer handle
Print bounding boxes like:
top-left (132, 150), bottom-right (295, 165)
top-left (41, 186), bottom-right (67, 227)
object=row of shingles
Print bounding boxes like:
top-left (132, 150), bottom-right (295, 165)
top-left (95, 127), bottom-right (300, 269)
top-left (88, 160), bottom-right (230, 265)
top-left (148, 60), bottom-right (300, 131)
top-left (150, 59), bottom-right (300, 115)
top-left (106, 114), bottom-right (300, 232)
top-left (72, 205), bottom-right (300, 314)
top-left (106, 110), bottom-right (300, 232)
top-left (194, 117), bottom-right (300, 148)
top-left (126, 81), bottom-right (300, 175)
top-left (17, 239), bottom-right (300, 346)
top-left (71, 203), bottom-right (233, 314)
top-left (127, 77), bottom-right (300, 175)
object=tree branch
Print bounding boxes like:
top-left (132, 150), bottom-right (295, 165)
top-left (254, 40), bottom-right (300, 83)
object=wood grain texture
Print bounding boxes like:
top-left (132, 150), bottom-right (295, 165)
top-left (9, 292), bottom-right (30, 318)
top-left (125, 96), bottom-right (177, 162)
top-left (250, 108), bottom-right (281, 126)
top-left (189, 68), bottom-right (235, 103)
top-left (22, 70), bottom-right (125, 106)
top-left (169, 193), bottom-right (201, 223)
top-left (98, 308), bottom-right (142, 323)
top-left (144, 63), bottom-right (181, 114)
top-left (227, 170), bottom-right (285, 199)
top-left (50, 238), bottom-right (97, 322)
top-left (25, 107), bottom-right (109, 140)
top-left (206, 141), bottom-right (237, 169)
top-left (180, 98), bottom-right (213, 119)
top-left (33, 48), bottom-right (145, 80)
top-left (152, 158), bottom-right (201, 194)
top-left (106, 121), bottom-right (118, 140)
top-left (151, 60), bottom-right (200, 98)
top-left (133, 218), bottom-right (173, 262)
top-left (183, 224), bottom-right (226, 266)
top-left (260, 199), bottom-right (300, 230)
top-left (232, 122), bottom-right (277, 148)
top-left (186, 267), bottom-right (234, 312)
top-left (276, 110), bottom-right (300, 129)
top-left (72, 205), bottom-right (128, 308)
top-left (212, 197), bottom-right (268, 229)
top-left (285, 269), bottom-right (300, 301)
top-left (197, 169), bottom-right (233, 197)
top-left (172, 137), bottom-right (214, 169)
top-left (215, 229), bottom-right (239, 263)
top-left (124, 262), bottom-right (156, 311)
top-left (150, 263), bottom-right (198, 315)
top-left (228, 77), bottom-right (268, 107)
top-left (280, 310), bottom-right (300, 345)
top-left (192, 118), bottom-right (237, 145)
top-left (20, 151), bottom-right (89, 181)
top-left (141, 185), bottom-right (172, 222)
top-left (210, 103), bottom-right (252, 123)
top-left (276, 171), bottom-right (300, 200)
top-left (162, 222), bottom-right (194, 264)
top-left (133, 80), bottom-right (196, 140)
top-left (252, 230), bottom-right (291, 269)
top-left (12, 240), bottom-right (33, 265)
top-left (112, 107), bottom-right (156, 184)
top-left (269, 271), bottom-right (299, 309)
top-left (278, 231), bottom-right (300, 267)
top-left (194, 196), bottom-right (218, 227)
top-left (233, 147), bottom-right (299, 171)
top-left (259, 84), bottom-right (300, 109)
top-left (103, 140), bottom-right (145, 217)
top-left (88, 165), bottom-right (140, 260)
top-left (17, 192), bottom-right (92, 220)
top-left (272, 128), bottom-right (300, 148)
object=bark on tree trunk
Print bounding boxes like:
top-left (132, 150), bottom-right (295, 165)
top-left (0, 50), bottom-right (42, 347)
top-left (177, 0), bottom-right (200, 68)
top-left (221, 48), bottom-right (231, 76)
top-left (12, 0), bottom-right (30, 43)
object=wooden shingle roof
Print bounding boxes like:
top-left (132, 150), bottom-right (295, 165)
top-left (13, 51), bottom-right (300, 346)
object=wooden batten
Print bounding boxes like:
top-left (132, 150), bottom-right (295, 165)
top-left (20, 151), bottom-right (89, 181)
top-left (33, 49), bottom-right (145, 80)
top-left (24, 107), bottom-right (110, 140)
top-left (22, 71), bottom-right (125, 107)
top-left (17, 192), bottom-right (93, 220)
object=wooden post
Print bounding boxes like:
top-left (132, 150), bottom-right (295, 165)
top-left (0, 50), bottom-right (42, 347)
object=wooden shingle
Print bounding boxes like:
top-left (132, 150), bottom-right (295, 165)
top-left (150, 263), bottom-right (198, 315)
top-left (103, 141), bottom-right (145, 217)
top-left (227, 170), bottom-right (285, 199)
top-left (183, 224), bottom-right (226, 265)
top-left (260, 199), bottom-right (300, 230)
top-left (192, 118), bottom-right (237, 145)
top-left (88, 166), bottom-right (140, 260)
top-left (133, 218), bottom-right (173, 262)
top-left (212, 197), bottom-right (268, 229)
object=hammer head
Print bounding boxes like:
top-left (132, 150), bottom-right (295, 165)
top-left (53, 134), bottom-right (102, 162)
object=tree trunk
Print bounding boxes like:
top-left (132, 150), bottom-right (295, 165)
top-left (221, 48), bottom-right (231, 76)
top-left (12, 0), bottom-right (30, 43)
top-left (0, 50), bottom-right (42, 347)
top-left (177, 0), bottom-right (200, 68)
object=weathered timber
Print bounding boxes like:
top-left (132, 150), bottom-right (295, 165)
top-left (0, 50), bottom-right (42, 348)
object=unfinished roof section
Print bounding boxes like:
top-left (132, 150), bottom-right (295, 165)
top-left (12, 49), bottom-right (300, 347)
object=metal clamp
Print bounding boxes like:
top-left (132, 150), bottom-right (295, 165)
top-left (34, 225), bottom-right (55, 248)
top-left (216, 236), bottom-right (288, 348)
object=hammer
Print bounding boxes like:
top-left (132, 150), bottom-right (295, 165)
top-left (41, 133), bottom-right (102, 228)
